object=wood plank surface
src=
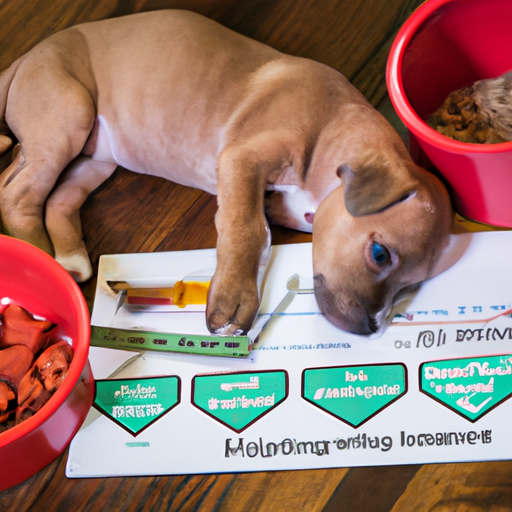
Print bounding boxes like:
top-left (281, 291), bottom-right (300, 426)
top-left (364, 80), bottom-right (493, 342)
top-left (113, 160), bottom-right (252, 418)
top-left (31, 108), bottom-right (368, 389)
top-left (1, 0), bottom-right (511, 510)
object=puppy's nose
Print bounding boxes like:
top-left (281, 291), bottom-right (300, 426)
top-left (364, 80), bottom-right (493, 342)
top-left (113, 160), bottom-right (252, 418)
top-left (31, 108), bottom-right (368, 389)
top-left (324, 311), bottom-right (379, 336)
top-left (314, 274), bottom-right (379, 335)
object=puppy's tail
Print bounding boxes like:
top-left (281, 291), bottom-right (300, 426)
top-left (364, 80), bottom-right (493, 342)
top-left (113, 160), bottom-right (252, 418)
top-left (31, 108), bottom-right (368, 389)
top-left (0, 58), bottom-right (22, 155)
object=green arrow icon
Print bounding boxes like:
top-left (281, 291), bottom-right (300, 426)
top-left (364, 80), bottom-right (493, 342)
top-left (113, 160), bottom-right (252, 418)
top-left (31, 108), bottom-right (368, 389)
top-left (420, 354), bottom-right (512, 422)
top-left (192, 370), bottom-right (288, 432)
top-left (303, 364), bottom-right (407, 428)
top-left (93, 376), bottom-right (181, 436)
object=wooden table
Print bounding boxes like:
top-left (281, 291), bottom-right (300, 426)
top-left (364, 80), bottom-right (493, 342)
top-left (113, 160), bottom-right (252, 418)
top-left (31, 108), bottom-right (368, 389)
top-left (1, 0), bottom-right (512, 510)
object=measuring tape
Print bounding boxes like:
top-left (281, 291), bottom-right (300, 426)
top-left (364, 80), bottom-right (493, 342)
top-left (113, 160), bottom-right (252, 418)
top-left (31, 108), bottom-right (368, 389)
top-left (90, 326), bottom-right (252, 358)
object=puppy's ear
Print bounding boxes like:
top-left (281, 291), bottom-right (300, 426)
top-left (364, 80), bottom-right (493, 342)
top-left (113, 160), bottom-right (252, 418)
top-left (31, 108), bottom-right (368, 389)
top-left (338, 163), bottom-right (418, 217)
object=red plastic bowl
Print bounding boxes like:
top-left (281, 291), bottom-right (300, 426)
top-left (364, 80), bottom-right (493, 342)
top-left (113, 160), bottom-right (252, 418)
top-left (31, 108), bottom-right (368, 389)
top-left (0, 235), bottom-right (94, 490)
top-left (387, 0), bottom-right (512, 227)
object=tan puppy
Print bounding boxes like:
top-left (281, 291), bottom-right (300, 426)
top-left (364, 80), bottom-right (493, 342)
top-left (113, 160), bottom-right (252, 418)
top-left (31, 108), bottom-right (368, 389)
top-left (0, 10), bottom-right (452, 336)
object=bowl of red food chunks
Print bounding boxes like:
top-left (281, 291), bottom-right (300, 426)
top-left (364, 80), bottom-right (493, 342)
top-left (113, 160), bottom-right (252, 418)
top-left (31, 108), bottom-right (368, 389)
top-left (0, 235), bottom-right (94, 490)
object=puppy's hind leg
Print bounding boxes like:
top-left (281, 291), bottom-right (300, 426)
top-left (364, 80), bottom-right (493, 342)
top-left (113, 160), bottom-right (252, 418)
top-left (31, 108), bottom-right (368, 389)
top-left (46, 156), bottom-right (117, 282)
top-left (0, 58), bottom-right (96, 258)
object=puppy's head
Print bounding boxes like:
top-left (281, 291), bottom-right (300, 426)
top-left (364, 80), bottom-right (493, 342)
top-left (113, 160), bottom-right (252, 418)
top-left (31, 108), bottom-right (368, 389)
top-left (312, 161), bottom-right (452, 335)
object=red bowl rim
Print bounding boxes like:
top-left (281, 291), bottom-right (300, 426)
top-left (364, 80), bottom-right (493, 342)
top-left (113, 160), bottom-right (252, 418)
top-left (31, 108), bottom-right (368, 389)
top-left (386, 0), bottom-right (512, 155)
top-left (0, 236), bottom-right (90, 446)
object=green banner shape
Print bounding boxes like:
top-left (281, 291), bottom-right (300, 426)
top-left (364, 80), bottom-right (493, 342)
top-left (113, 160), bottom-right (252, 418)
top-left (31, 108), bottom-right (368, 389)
top-left (192, 370), bottom-right (288, 432)
top-left (303, 364), bottom-right (407, 428)
top-left (420, 354), bottom-right (512, 422)
top-left (94, 376), bottom-right (181, 436)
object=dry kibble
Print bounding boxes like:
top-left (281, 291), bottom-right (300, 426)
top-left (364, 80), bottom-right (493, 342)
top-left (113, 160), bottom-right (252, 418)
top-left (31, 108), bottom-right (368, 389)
top-left (427, 71), bottom-right (512, 144)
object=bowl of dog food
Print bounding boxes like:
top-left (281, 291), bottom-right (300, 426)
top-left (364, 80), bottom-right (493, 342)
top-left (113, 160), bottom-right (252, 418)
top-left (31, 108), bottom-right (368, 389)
top-left (386, 0), bottom-right (512, 227)
top-left (0, 235), bottom-right (94, 490)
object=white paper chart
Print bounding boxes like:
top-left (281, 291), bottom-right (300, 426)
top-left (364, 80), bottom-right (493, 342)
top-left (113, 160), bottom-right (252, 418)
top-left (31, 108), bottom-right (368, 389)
top-left (67, 231), bottom-right (512, 478)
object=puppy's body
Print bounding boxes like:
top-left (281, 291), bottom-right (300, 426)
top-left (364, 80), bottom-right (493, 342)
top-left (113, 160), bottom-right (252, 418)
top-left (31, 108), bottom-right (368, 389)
top-left (0, 10), bottom-right (452, 336)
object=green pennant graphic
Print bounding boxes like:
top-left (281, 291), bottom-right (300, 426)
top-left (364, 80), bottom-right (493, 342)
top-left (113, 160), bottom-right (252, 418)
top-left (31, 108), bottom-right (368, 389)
top-left (93, 376), bottom-right (181, 436)
top-left (302, 363), bottom-right (407, 428)
top-left (192, 370), bottom-right (288, 432)
top-left (419, 354), bottom-right (512, 422)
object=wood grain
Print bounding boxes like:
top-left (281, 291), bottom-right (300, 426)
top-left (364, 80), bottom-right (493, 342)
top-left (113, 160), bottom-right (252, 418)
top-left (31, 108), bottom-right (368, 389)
top-left (392, 462), bottom-right (512, 511)
top-left (2, 0), bottom-right (511, 510)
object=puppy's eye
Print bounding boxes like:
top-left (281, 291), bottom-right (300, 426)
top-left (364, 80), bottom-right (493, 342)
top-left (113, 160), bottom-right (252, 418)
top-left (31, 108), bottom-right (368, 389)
top-left (371, 242), bottom-right (390, 265)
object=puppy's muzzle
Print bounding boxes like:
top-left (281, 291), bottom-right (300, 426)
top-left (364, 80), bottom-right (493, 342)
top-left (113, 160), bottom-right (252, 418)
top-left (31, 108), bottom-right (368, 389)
top-left (313, 274), bottom-right (380, 336)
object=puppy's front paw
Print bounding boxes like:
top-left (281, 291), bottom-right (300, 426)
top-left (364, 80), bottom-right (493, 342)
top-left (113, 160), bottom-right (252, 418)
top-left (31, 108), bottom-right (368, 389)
top-left (206, 278), bottom-right (259, 336)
